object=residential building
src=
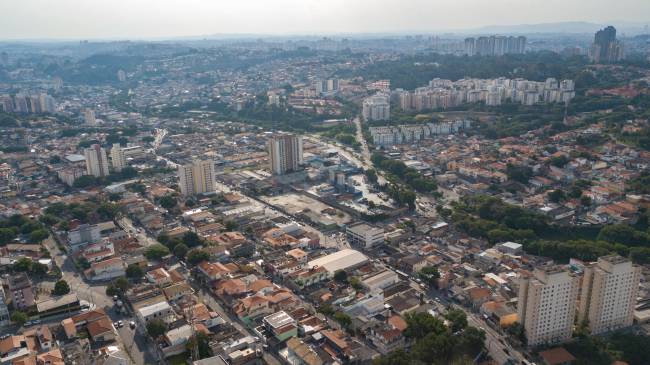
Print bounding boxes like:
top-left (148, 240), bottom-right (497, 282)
top-left (178, 159), bottom-right (216, 196)
top-left (136, 300), bottom-right (175, 326)
top-left (578, 255), bottom-right (641, 335)
top-left (263, 311), bottom-right (298, 342)
top-left (517, 266), bottom-right (579, 346)
top-left (0, 286), bottom-right (9, 327)
top-left (110, 145), bottom-right (127, 172)
top-left (84, 109), bottom-right (96, 126)
top-left (362, 94), bottom-right (390, 121)
top-left (7, 273), bottom-right (34, 310)
top-left (84, 144), bottom-right (110, 177)
top-left (590, 26), bottom-right (625, 63)
top-left (268, 133), bottom-right (303, 175)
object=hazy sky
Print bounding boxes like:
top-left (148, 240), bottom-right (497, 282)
top-left (1, 0), bottom-right (649, 39)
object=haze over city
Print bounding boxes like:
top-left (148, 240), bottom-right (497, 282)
top-left (1, 0), bottom-right (650, 39)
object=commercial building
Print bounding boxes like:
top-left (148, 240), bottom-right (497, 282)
top-left (578, 255), bottom-right (641, 335)
top-left (84, 144), bottom-right (110, 177)
top-left (110, 145), bottom-right (127, 172)
top-left (36, 293), bottom-right (81, 318)
top-left (268, 133), bottom-right (303, 175)
top-left (178, 159), bottom-right (216, 196)
top-left (362, 94), bottom-right (390, 121)
top-left (346, 223), bottom-right (384, 248)
top-left (307, 249), bottom-right (369, 276)
top-left (517, 266), bottom-right (579, 347)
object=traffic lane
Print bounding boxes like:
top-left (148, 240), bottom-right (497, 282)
top-left (116, 318), bottom-right (157, 365)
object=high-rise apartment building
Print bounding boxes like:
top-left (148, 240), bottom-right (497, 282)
top-left (178, 159), bottom-right (216, 196)
top-left (362, 94), bottom-right (390, 121)
top-left (84, 144), bottom-right (110, 177)
top-left (590, 26), bottom-right (625, 63)
top-left (268, 133), bottom-right (304, 175)
top-left (578, 255), bottom-right (641, 335)
top-left (464, 36), bottom-right (526, 56)
top-left (518, 266), bottom-right (579, 347)
top-left (110, 144), bottom-right (127, 172)
top-left (84, 109), bottom-right (96, 126)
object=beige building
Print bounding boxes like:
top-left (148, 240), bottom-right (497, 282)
top-left (578, 255), bottom-right (641, 335)
top-left (84, 144), bottom-right (110, 177)
top-left (517, 266), bottom-right (579, 347)
top-left (268, 133), bottom-right (303, 175)
top-left (83, 109), bottom-right (96, 125)
top-left (178, 159), bottom-right (215, 196)
top-left (110, 144), bottom-right (127, 172)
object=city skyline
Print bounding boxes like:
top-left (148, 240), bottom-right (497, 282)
top-left (1, 0), bottom-right (650, 40)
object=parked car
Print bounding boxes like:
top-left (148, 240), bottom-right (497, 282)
top-left (129, 321), bottom-right (136, 329)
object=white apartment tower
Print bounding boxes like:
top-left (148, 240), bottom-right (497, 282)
top-left (268, 133), bottom-right (303, 175)
top-left (518, 266), bottom-right (579, 347)
top-left (84, 144), bottom-right (110, 177)
top-left (178, 159), bottom-right (215, 196)
top-left (362, 94), bottom-right (390, 121)
top-left (578, 255), bottom-right (641, 335)
top-left (110, 144), bottom-right (127, 172)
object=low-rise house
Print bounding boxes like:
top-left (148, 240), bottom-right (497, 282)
top-left (85, 257), bottom-right (126, 281)
top-left (262, 311), bottom-right (298, 342)
top-left (136, 301), bottom-right (175, 327)
top-left (146, 268), bottom-right (173, 287)
top-left (7, 273), bottom-right (34, 310)
top-left (163, 282), bottom-right (194, 302)
top-left (367, 325), bottom-right (405, 355)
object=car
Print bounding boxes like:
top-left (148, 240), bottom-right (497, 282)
top-left (113, 295), bottom-right (119, 301)
top-left (117, 320), bottom-right (124, 328)
top-left (32, 319), bottom-right (41, 325)
top-left (129, 321), bottom-right (136, 329)
top-left (24, 321), bottom-right (33, 327)
top-left (113, 322), bottom-right (119, 328)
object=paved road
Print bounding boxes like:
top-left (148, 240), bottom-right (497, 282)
top-left (44, 237), bottom-right (156, 365)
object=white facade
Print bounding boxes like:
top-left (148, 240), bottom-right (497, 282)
top-left (178, 159), bottom-right (216, 196)
top-left (84, 144), bottom-right (110, 177)
top-left (346, 223), bottom-right (384, 248)
top-left (517, 266), bottom-right (579, 347)
top-left (110, 145), bottom-right (127, 172)
top-left (578, 255), bottom-right (641, 335)
top-left (84, 109), bottom-right (96, 126)
top-left (362, 94), bottom-right (390, 121)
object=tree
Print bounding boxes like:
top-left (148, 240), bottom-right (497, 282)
top-left (12, 257), bottom-right (32, 272)
top-left (182, 231), bottom-right (202, 248)
top-left (31, 262), bottom-right (49, 276)
top-left (113, 277), bottom-right (129, 292)
top-left (456, 326), bottom-right (486, 357)
top-left (224, 220), bottom-right (239, 232)
top-left (11, 311), bottom-right (28, 326)
top-left (186, 332), bottom-right (211, 359)
top-left (418, 266), bottom-right (440, 286)
top-left (349, 277), bottom-right (363, 291)
top-left (548, 189), bottom-right (566, 203)
top-left (144, 243), bottom-right (170, 260)
top-left (77, 257), bottom-right (91, 270)
top-left (365, 169), bottom-right (378, 184)
top-left (126, 264), bottom-right (143, 279)
top-left (444, 309), bottom-right (468, 333)
top-left (580, 195), bottom-right (592, 206)
top-left (333, 312), bottom-right (352, 329)
top-left (146, 319), bottom-right (167, 338)
top-left (333, 270), bottom-right (348, 283)
top-left (404, 312), bottom-right (446, 339)
top-left (158, 195), bottom-right (177, 209)
top-left (106, 284), bottom-right (119, 296)
top-left (52, 280), bottom-right (71, 295)
top-left (28, 229), bottom-right (49, 243)
top-left (0, 228), bottom-right (17, 245)
top-left (186, 249), bottom-right (210, 265)
top-left (173, 243), bottom-right (189, 259)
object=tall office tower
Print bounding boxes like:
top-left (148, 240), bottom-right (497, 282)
top-left (84, 109), bottom-right (97, 126)
top-left (268, 133), bottom-right (304, 175)
top-left (178, 159), bottom-right (216, 196)
top-left (362, 94), bottom-right (390, 121)
top-left (590, 26), bottom-right (625, 63)
top-left (578, 255), bottom-right (641, 335)
top-left (518, 266), bottom-right (580, 347)
top-left (110, 145), bottom-right (127, 172)
top-left (84, 144), bottom-right (110, 177)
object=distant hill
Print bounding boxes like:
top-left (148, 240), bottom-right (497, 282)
top-left (463, 21), bottom-right (649, 36)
